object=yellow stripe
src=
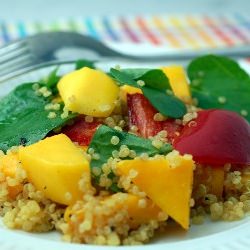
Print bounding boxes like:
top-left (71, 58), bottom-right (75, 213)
top-left (168, 16), bottom-right (199, 49)
top-left (152, 16), bottom-right (181, 48)
top-left (186, 16), bottom-right (216, 48)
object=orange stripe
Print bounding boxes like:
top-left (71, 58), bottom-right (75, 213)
top-left (152, 16), bottom-right (181, 48)
top-left (186, 16), bottom-right (216, 47)
top-left (136, 17), bottom-right (161, 45)
top-left (168, 17), bottom-right (199, 49)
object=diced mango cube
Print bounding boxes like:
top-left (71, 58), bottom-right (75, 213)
top-left (210, 168), bottom-right (224, 197)
top-left (193, 167), bottom-right (224, 199)
top-left (162, 66), bottom-right (191, 103)
top-left (19, 134), bottom-right (91, 205)
top-left (1, 152), bottom-right (20, 178)
top-left (117, 155), bottom-right (194, 229)
top-left (122, 193), bottom-right (166, 227)
top-left (0, 152), bottom-right (24, 199)
top-left (58, 67), bottom-right (119, 117)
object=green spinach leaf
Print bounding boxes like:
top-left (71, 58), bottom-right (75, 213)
top-left (41, 67), bottom-right (60, 89)
top-left (120, 68), bottom-right (170, 90)
top-left (109, 68), bottom-right (137, 87)
top-left (111, 68), bottom-right (171, 90)
top-left (110, 68), bottom-right (186, 118)
top-left (88, 125), bottom-right (172, 191)
top-left (142, 86), bottom-right (187, 118)
top-left (0, 83), bottom-right (76, 152)
top-left (121, 68), bottom-right (150, 79)
top-left (75, 59), bottom-right (96, 70)
top-left (188, 55), bottom-right (250, 122)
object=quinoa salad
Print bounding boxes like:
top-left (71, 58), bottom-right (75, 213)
top-left (0, 55), bottom-right (250, 246)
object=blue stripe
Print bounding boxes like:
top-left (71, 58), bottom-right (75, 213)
top-left (234, 13), bottom-right (250, 30)
top-left (84, 17), bottom-right (99, 39)
top-left (102, 17), bottom-right (119, 41)
top-left (17, 21), bottom-right (27, 38)
top-left (0, 22), bottom-right (10, 43)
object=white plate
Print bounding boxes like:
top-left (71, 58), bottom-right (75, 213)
top-left (1, 62), bottom-right (250, 250)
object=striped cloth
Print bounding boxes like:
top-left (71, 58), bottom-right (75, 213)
top-left (1, 13), bottom-right (250, 70)
top-left (1, 14), bottom-right (250, 49)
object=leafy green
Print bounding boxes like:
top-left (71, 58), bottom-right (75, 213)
top-left (41, 67), bottom-right (60, 89)
top-left (121, 68), bottom-right (150, 79)
top-left (88, 125), bottom-right (172, 191)
top-left (110, 68), bottom-right (187, 118)
top-left (75, 59), bottom-right (96, 70)
top-left (188, 55), bottom-right (250, 122)
top-left (109, 68), bottom-right (138, 87)
top-left (0, 83), bottom-right (76, 152)
top-left (142, 86), bottom-right (187, 118)
top-left (121, 68), bottom-right (171, 90)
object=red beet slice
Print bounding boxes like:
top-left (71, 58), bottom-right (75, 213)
top-left (173, 109), bottom-right (250, 166)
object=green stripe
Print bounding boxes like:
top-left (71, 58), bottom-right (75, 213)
top-left (34, 21), bottom-right (43, 32)
top-left (68, 19), bottom-right (78, 31)
top-left (51, 21), bottom-right (60, 31)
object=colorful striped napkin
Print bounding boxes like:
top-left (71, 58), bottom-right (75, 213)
top-left (1, 14), bottom-right (250, 48)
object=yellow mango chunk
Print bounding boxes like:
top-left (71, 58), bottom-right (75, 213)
top-left (193, 166), bottom-right (224, 199)
top-left (0, 152), bottom-right (20, 178)
top-left (58, 67), bottom-right (119, 117)
top-left (162, 66), bottom-right (191, 103)
top-left (122, 193), bottom-right (166, 227)
top-left (65, 193), bottom-right (166, 230)
top-left (19, 134), bottom-right (91, 205)
top-left (120, 85), bottom-right (142, 102)
top-left (117, 155), bottom-right (194, 229)
top-left (210, 168), bottom-right (224, 197)
top-left (0, 152), bottom-right (24, 199)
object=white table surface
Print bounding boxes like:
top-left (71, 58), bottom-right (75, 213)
top-left (0, 0), bottom-right (249, 21)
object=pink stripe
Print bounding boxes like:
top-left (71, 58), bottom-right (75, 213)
top-left (120, 18), bottom-right (140, 43)
top-left (203, 16), bottom-right (234, 46)
top-left (220, 16), bottom-right (250, 43)
top-left (136, 17), bottom-right (161, 45)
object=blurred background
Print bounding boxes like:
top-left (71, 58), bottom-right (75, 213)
top-left (0, 0), bottom-right (250, 64)
top-left (1, 0), bottom-right (249, 20)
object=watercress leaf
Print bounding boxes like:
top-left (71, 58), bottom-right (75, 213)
top-left (142, 86), bottom-right (187, 118)
top-left (110, 68), bottom-right (138, 87)
top-left (41, 67), bottom-right (60, 89)
top-left (118, 68), bottom-right (171, 90)
top-left (188, 55), bottom-right (250, 122)
top-left (110, 68), bottom-right (186, 119)
top-left (0, 83), bottom-right (76, 152)
top-left (121, 68), bottom-right (151, 79)
top-left (0, 83), bottom-right (42, 122)
top-left (75, 59), bottom-right (96, 70)
top-left (88, 125), bottom-right (172, 191)
top-left (137, 69), bottom-right (171, 91)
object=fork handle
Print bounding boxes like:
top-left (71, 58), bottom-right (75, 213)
top-left (27, 31), bottom-right (125, 62)
top-left (27, 32), bottom-right (250, 63)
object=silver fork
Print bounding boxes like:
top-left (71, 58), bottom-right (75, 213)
top-left (0, 31), bottom-right (131, 77)
top-left (1, 31), bottom-right (250, 79)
